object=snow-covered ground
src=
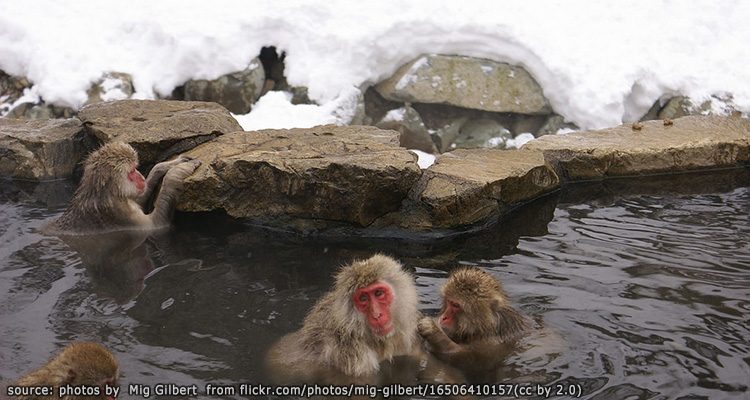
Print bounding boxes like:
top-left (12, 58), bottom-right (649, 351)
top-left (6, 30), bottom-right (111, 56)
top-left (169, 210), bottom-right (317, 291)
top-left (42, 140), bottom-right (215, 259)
top-left (1, 0), bottom-right (748, 130)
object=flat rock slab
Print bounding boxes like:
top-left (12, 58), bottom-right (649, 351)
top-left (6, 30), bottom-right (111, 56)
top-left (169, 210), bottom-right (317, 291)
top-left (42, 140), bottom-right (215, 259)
top-left (78, 99), bottom-right (242, 165)
top-left (0, 118), bottom-right (85, 180)
top-left (178, 125), bottom-right (422, 227)
top-left (379, 149), bottom-right (559, 230)
top-left (524, 116), bottom-right (750, 180)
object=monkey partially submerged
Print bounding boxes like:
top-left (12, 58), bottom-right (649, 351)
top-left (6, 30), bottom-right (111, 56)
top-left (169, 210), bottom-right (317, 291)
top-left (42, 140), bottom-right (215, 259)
top-left (266, 254), bottom-right (463, 385)
top-left (45, 142), bottom-right (200, 234)
top-left (10, 342), bottom-right (119, 400)
top-left (418, 267), bottom-right (532, 375)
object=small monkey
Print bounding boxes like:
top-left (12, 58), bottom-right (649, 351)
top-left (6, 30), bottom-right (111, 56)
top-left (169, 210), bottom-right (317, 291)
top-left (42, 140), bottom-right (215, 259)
top-left (418, 267), bottom-right (531, 373)
top-left (9, 342), bottom-right (119, 400)
top-left (46, 142), bottom-right (200, 234)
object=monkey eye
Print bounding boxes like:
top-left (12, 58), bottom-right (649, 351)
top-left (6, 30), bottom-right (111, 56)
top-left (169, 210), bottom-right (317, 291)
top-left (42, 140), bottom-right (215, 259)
top-left (450, 301), bottom-right (461, 309)
top-left (359, 294), bottom-right (368, 303)
top-left (374, 289), bottom-right (384, 298)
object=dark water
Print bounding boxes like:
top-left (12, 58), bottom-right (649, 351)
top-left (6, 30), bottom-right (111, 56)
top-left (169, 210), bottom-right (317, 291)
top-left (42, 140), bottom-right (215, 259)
top-left (1, 169), bottom-right (749, 399)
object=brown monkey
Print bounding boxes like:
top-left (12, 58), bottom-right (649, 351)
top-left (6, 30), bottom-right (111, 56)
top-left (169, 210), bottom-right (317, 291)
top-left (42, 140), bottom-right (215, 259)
top-left (45, 141), bottom-right (200, 234)
top-left (418, 267), bottom-right (531, 374)
top-left (8, 342), bottom-right (119, 400)
top-left (266, 254), bottom-right (461, 385)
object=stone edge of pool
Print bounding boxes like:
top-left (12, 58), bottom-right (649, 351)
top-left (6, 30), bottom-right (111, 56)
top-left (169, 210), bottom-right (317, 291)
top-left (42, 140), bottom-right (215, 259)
top-left (1, 100), bottom-right (748, 234)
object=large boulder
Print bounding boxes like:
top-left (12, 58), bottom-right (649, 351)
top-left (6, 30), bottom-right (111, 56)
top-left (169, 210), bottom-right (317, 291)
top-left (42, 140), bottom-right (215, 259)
top-left (524, 115), bottom-right (750, 180)
top-left (178, 125), bottom-right (422, 228)
top-left (375, 149), bottom-right (559, 230)
top-left (0, 118), bottom-right (86, 180)
top-left (181, 59), bottom-right (265, 114)
top-left (376, 54), bottom-right (551, 114)
top-left (78, 99), bottom-right (242, 165)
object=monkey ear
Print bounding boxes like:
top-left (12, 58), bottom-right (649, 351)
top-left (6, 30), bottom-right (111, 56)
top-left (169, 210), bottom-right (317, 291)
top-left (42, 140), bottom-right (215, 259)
top-left (65, 368), bottom-right (77, 384)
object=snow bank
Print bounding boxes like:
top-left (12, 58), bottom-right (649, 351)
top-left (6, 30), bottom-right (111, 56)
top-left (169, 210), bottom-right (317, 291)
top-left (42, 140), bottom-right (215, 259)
top-left (1, 0), bottom-right (748, 130)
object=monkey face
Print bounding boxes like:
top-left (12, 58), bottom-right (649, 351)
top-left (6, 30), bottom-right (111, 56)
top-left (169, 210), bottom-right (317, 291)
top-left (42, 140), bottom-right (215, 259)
top-left (352, 281), bottom-right (394, 336)
top-left (125, 164), bottom-right (146, 197)
top-left (439, 298), bottom-right (462, 335)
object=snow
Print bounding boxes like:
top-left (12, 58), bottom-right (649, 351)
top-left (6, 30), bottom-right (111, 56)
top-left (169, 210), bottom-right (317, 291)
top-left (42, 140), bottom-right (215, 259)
top-left (382, 107), bottom-right (406, 123)
top-left (409, 150), bottom-right (436, 169)
top-left (1, 0), bottom-right (748, 130)
top-left (506, 133), bottom-right (535, 149)
top-left (233, 88), bottom-right (360, 130)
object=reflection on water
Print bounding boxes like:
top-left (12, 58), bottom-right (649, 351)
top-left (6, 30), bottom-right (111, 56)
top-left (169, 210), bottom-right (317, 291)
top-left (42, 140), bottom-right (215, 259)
top-left (1, 169), bottom-right (749, 399)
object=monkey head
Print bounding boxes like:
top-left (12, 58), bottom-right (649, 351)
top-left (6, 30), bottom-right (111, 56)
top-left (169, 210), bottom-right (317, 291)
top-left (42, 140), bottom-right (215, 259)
top-left (80, 142), bottom-right (146, 200)
top-left (333, 254), bottom-right (419, 339)
top-left (62, 342), bottom-right (120, 390)
top-left (439, 267), bottom-right (508, 342)
top-left (15, 342), bottom-right (120, 400)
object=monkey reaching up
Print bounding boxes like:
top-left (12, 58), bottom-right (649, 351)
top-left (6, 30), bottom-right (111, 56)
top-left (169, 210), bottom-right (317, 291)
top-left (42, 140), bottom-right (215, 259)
top-left (418, 267), bottom-right (531, 375)
top-left (45, 142), bottom-right (200, 234)
top-left (9, 342), bottom-right (119, 400)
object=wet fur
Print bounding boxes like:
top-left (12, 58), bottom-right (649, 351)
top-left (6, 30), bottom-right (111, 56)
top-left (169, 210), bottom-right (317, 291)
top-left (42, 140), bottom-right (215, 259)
top-left (266, 254), bottom-right (422, 381)
top-left (13, 342), bottom-right (119, 400)
top-left (45, 142), bottom-right (198, 234)
top-left (418, 267), bottom-right (530, 371)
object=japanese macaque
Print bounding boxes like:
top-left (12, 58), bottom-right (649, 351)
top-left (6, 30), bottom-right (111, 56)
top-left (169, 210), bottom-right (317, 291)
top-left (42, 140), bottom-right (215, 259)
top-left (418, 267), bottom-right (531, 374)
top-left (266, 254), bottom-right (462, 385)
top-left (9, 342), bottom-right (119, 400)
top-left (45, 142), bottom-right (200, 234)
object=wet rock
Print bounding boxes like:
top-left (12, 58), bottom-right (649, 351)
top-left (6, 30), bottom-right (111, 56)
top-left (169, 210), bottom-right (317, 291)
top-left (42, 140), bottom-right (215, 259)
top-left (376, 105), bottom-right (438, 153)
top-left (181, 58), bottom-right (265, 114)
top-left (78, 99), bottom-right (241, 165)
top-left (376, 149), bottom-right (559, 230)
top-left (376, 54), bottom-right (551, 114)
top-left (0, 118), bottom-right (86, 180)
top-left (524, 115), bottom-right (750, 180)
top-left (85, 72), bottom-right (134, 105)
top-left (178, 125), bottom-right (422, 228)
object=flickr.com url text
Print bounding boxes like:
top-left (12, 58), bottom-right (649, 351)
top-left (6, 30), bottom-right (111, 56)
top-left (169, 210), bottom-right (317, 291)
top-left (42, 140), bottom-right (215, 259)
top-left (8, 382), bottom-right (584, 398)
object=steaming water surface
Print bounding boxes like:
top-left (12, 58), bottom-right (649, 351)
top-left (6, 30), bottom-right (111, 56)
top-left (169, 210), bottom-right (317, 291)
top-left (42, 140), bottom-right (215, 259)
top-left (1, 169), bottom-right (748, 399)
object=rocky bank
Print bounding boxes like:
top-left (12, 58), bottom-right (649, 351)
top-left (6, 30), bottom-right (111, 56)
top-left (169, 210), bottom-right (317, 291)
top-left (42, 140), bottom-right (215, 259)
top-left (2, 97), bottom-right (746, 234)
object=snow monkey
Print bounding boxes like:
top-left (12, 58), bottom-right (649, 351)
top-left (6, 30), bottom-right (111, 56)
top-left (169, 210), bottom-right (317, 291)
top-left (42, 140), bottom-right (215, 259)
top-left (9, 342), bottom-right (119, 400)
top-left (266, 254), bottom-right (464, 385)
top-left (418, 266), bottom-right (531, 374)
top-left (46, 141), bottom-right (200, 234)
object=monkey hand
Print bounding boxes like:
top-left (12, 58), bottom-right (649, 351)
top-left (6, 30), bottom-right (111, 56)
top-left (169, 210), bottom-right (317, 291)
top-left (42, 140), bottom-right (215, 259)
top-left (163, 159), bottom-right (202, 188)
top-left (418, 316), bottom-right (441, 339)
top-left (149, 155), bottom-right (193, 180)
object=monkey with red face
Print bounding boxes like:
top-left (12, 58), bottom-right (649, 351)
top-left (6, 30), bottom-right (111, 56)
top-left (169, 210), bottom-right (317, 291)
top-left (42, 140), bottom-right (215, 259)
top-left (45, 141), bottom-right (200, 234)
top-left (418, 267), bottom-right (531, 375)
top-left (266, 254), bottom-right (463, 385)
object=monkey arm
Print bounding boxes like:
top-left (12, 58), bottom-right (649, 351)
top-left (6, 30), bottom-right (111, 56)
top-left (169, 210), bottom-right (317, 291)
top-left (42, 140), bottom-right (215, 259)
top-left (146, 159), bottom-right (200, 227)
top-left (137, 156), bottom-right (194, 207)
top-left (418, 317), bottom-right (464, 355)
